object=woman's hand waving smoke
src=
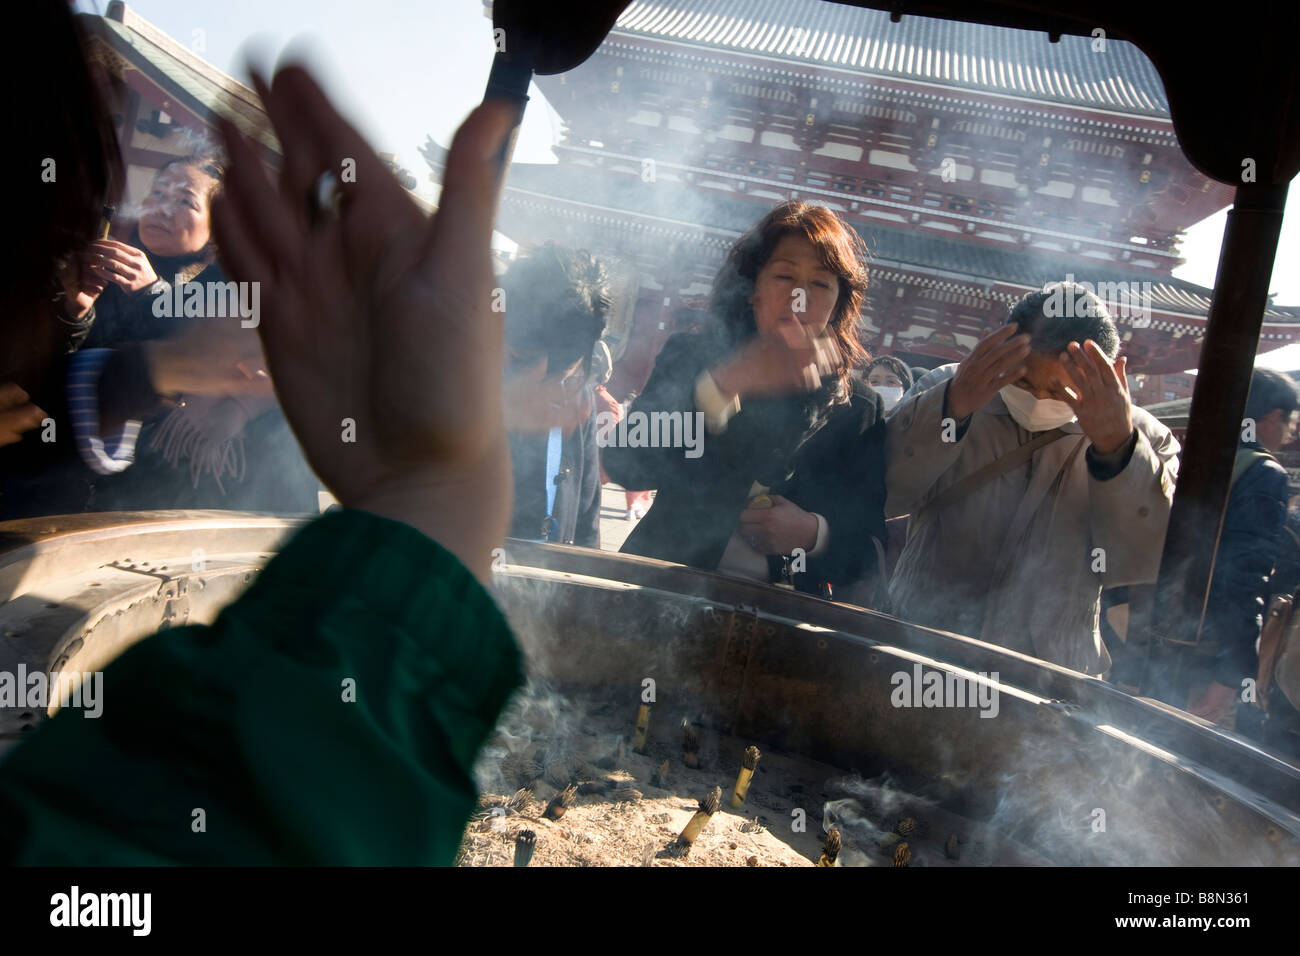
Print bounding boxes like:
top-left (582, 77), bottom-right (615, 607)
top-left (212, 66), bottom-right (518, 582)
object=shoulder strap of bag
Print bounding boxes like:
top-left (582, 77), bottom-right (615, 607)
top-left (909, 427), bottom-right (1068, 538)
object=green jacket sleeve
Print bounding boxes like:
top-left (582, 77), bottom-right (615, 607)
top-left (0, 509), bottom-right (523, 865)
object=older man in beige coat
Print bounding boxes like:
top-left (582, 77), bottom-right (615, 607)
top-left (885, 284), bottom-right (1179, 676)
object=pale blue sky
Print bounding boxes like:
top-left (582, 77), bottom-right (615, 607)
top-left (79, 0), bottom-right (1300, 367)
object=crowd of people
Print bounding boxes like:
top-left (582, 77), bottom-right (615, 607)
top-left (0, 2), bottom-right (1294, 864)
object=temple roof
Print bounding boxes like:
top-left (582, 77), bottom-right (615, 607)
top-left (84, 4), bottom-right (277, 151)
top-left (607, 0), bottom-right (1170, 118)
top-left (494, 159), bottom-right (1300, 332)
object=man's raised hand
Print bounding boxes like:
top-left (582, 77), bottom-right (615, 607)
top-left (947, 324), bottom-right (1030, 421)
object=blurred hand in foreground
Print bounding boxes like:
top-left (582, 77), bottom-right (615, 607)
top-left (212, 66), bottom-right (517, 581)
top-left (145, 319), bottom-right (275, 398)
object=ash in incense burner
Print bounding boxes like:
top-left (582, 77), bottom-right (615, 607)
top-left (457, 679), bottom-right (1046, 867)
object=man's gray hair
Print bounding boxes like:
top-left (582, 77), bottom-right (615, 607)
top-left (1006, 282), bottom-right (1120, 360)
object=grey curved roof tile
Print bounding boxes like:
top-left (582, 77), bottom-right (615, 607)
top-left (611, 0), bottom-right (1170, 117)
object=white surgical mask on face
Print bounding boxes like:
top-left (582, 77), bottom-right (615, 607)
top-left (874, 385), bottom-right (904, 411)
top-left (999, 384), bottom-right (1076, 432)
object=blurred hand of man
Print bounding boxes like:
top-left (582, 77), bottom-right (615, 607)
top-left (946, 324), bottom-right (1031, 421)
top-left (1059, 340), bottom-right (1134, 455)
top-left (212, 66), bottom-right (516, 582)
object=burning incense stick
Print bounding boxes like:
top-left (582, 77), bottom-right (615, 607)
top-left (544, 784), bottom-right (578, 821)
top-left (676, 786), bottom-right (722, 853)
top-left (651, 759), bottom-right (671, 788)
top-left (817, 826), bottom-right (842, 867)
top-left (944, 834), bottom-right (962, 860)
top-left (514, 830), bottom-right (536, 867)
top-left (730, 745), bottom-right (761, 808)
top-left (595, 737), bottom-right (628, 770)
top-left (632, 703), bottom-right (651, 753)
top-left (99, 204), bottom-right (115, 239)
top-left (682, 721), bottom-right (701, 769)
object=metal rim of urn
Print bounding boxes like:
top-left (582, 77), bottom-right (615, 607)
top-left (0, 515), bottom-right (1297, 866)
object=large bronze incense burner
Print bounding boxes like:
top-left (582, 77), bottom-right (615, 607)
top-left (1, 513), bottom-right (1296, 865)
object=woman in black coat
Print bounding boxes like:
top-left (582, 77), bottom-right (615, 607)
top-left (602, 201), bottom-right (887, 600)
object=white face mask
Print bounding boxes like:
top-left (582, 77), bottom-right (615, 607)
top-left (999, 384), bottom-right (1076, 432)
top-left (874, 385), bottom-right (904, 411)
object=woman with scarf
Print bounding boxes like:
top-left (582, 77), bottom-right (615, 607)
top-left (0, 155), bottom-right (318, 517)
top-left (601, 201), bottom-right (888, 598)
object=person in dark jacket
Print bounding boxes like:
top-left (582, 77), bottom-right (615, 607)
top-left (602, 201), bottom-right (887, 598)
top-left (500, 245), bottom-right (608, 547)
top-left (1190, 368), bottom-right (1297, 726)
top-left (1, 59), bottom-right (523, 865)
top-left (1, 156), bottom-right (319, 518)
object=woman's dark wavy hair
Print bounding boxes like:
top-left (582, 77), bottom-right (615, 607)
top-left (709, 200), bottom-right (870, 398)
top-left (8, 0), bottom-right (123, 327)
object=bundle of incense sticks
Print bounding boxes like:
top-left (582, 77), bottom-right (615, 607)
top-left (675, 786), bottom-right (722, 854)
top-left (682, 721), bottom-right (701, 769)
top-left (632, 703), bottom-right (651, 753)
top-left (893, 842), bottom-right (911, 867)
top-left (577, 778), bottom-right (613, 796)
top-left (730, 745), bottom-right (761, 808)
top-left (817, 827), bottom-right (842, 867)
top-left (544, 784), bottom-right (578, 821)
top-left (514, 830), bottom-right (536, 867)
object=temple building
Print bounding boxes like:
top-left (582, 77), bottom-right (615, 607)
top-left (76, 3), bottom-right (421, 223)
top-left (424, 0), bottom-right (1300, 403)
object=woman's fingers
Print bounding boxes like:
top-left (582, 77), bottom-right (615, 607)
top-left (261, 66), bottom-right (391, 225)
top-left (424, 99), bottom-right (519, 279)
top-left (0, 384), bottom-right (31, 409)
top-left (213, 117), bottom-right (297, 286)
